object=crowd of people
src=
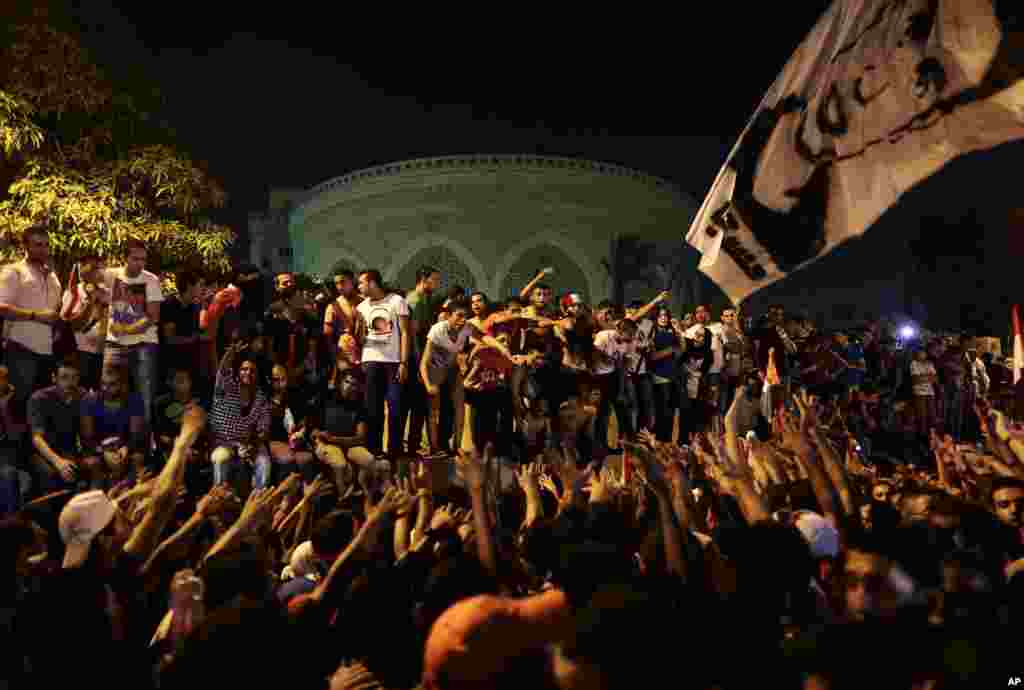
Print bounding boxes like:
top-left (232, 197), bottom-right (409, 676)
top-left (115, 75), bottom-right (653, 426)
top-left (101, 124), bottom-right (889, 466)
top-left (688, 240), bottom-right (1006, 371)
top-left (1, 224), bottom-right (1022, 689)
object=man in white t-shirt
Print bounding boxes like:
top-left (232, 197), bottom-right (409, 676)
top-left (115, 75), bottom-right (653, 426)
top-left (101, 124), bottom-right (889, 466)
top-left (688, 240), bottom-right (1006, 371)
top-left (102, 238), bottom-right (163, 429)
top-left (0, 226), bottom-right (62, 409)
top-left (356, 269), bottom-right (411, 459)
top-left (592, 318), bottom-right (638, 453)
top-left (686, 305), bottom-right (725, 417)
top-left (417, 299), bottom-right (515, 457)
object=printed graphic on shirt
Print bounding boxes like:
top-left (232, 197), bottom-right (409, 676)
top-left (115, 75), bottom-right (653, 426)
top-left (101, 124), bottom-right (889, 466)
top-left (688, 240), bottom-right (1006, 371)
top-left (110, 280), bottom-right (148, 328)
top-left (366, 308), bottom-right (395, 343)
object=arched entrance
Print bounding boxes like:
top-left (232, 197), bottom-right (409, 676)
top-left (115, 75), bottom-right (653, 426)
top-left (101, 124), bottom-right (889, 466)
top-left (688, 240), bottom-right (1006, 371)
top-left (498, 243), bottom-right (591, 304)
top-left (394, 244), bottom-right (481, 297)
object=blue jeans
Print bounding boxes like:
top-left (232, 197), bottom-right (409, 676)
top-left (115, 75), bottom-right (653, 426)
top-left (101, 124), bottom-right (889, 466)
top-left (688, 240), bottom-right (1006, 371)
top-left (103, 343), bottom-right (158, 430)
top-left (363, 362), bottom-right (403, 457)
top-left (212, 444), bottom-right (272, 490)
top-left (5, 342), bottom-right (51, 412)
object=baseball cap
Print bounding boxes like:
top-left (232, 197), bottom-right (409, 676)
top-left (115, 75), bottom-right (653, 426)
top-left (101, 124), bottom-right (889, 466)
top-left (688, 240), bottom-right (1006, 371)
top-left (58, 489), bottom-right (117, 569)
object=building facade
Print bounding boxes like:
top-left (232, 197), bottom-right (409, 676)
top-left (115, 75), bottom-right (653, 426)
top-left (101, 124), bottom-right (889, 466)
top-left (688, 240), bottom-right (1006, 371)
top-left (249, 154), bottom-right (699, 304)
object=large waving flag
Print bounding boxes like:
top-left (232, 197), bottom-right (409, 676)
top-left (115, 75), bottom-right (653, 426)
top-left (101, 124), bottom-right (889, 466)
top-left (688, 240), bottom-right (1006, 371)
top-left (687, 0), bottom-right (1024, 304)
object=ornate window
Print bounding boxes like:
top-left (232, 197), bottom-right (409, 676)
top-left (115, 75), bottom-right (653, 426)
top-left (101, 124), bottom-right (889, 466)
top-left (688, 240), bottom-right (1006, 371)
top-left (395, 245), bottom-right (478, 296)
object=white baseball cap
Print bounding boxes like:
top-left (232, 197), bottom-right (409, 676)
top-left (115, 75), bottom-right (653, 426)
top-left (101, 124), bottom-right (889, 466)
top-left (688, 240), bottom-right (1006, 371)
top-left (59, 489), bottom-right (117, 569)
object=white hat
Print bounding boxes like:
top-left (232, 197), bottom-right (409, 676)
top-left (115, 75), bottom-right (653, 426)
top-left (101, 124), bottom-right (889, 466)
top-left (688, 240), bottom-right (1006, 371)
top-left (58, 489), bottom-right (117, 569)
top-left (792, 511), bottom-right (840, 560)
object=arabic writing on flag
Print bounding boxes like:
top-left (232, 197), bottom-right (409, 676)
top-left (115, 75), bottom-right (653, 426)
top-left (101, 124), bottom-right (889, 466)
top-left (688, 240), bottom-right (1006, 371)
top-left (686, 0), bottom-right (1024, 304)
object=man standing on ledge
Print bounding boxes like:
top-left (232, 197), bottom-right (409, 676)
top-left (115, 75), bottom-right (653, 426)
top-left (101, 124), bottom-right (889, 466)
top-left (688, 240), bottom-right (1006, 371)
top-left (356, 269), bottom-right (411, 461)
top-left (0, 225), bottom-right (62, 410)
top-left (103, 237), bottom-right (162, 429)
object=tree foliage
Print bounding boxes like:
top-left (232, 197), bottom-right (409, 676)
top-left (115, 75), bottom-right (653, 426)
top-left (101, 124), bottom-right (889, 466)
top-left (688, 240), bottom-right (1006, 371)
top-left (0, 4), bottom-right (234, 276)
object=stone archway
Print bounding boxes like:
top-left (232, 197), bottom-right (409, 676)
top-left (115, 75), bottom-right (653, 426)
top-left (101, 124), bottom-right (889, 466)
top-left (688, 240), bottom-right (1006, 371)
top-left (384, 233), bottom-right (490, 295)
top-left (393, 244), bottom-right (482, 297)
top-left (498, 242), bottom-right (591, 305)
top-left (495, 232), bottom-right (603, 305)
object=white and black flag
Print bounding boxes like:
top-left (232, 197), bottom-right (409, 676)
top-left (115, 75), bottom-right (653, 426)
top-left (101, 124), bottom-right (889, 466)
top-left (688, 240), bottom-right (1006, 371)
top-left (687, 0), bottom-right (1024, 304)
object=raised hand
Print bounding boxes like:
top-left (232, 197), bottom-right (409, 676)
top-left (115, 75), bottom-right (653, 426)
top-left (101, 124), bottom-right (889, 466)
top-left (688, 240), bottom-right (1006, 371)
top-left (304, 475), bottom-right (335, 499)
top-left (637, 428), bottom-right (659, 449)
top-left (392, 483), bottom-right (418, 516)
top-left (538, 472), bottom-right (561, 500)
top-left (792, 389), bottom-right (819, 430)
top-left (430, 503), bottom-right (457, 531)
top-left (586, 464), bottom-right (612, 504)
top-left (369, 486), bottom-right (405, 521)
top-left (239, 487), bottom-right (276, 531)
top-left (515, 462), bottom-right (542, 494)
top-left (197, 485), bottom-right (235, 518)
top-left (456, 448), bottom-right (486, 490)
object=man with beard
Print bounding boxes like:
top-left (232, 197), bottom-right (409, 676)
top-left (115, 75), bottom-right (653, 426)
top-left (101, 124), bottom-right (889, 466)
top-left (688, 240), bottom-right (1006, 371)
top-left (311, 368), bottom-right (386, 492)
top-left (265, 273), bottom-right (319, 384)
top-left (0, 226), bottom-right (63, 411)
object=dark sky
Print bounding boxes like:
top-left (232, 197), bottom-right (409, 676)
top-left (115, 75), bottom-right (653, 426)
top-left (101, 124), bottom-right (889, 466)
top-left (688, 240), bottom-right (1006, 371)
top-left (73, 2), bottom-right (834, 212)
top-left (66, 2), bottom-right (1020, 334)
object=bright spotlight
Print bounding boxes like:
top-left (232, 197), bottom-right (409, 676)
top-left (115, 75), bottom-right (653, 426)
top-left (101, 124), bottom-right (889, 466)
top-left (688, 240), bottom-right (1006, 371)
top-left (900, 325), bottom-right (916, 339)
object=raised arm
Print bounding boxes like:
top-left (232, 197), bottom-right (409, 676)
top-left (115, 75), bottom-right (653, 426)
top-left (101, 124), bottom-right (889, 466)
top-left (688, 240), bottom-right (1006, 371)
top-left (123, 404), bottom-right (206, 559)
top-left (519, 268), bottom-right (550, 300)
top-left (627, 291), bottom-right (670, 323)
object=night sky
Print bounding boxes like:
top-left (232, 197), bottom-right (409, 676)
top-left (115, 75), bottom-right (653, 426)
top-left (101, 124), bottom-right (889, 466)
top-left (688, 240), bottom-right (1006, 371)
top-left (64, 2), bottom-right (1021, 334)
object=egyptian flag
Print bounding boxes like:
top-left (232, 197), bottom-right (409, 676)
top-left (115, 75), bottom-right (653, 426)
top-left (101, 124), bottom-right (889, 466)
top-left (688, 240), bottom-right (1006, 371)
top-left (1013, 304), bottom-right (1023, 386)
top-left (60, 263), bottom-right (80, 320)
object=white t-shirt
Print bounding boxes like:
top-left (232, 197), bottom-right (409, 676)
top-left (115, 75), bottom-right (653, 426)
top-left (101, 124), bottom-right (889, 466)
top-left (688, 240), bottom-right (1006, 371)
top-left (426, 321), bottom-right (473, 371)
top-left (61, 285), bottom-right (105, 354)
top-left (688, 323), bottom-right (725, 374)
top-left (625, 318), bottom-right (654, 375)
top-left (0, 259), bottom-right (62, 354)
top-left (357, 293), bottom-right (409, 363)
top-left (910, 360), bottom-right (936, 397)
top-left (105, 267), bottom-right (163, 346)
top-left (593, 329), bottom-right (636, 376)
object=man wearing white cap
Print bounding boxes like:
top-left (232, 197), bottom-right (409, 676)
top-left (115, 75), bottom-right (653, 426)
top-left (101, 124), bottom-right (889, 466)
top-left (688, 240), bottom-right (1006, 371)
top-left (23, 403), bottom-right (207, 688)
top-left (59, 488), bottom-right (131, 570)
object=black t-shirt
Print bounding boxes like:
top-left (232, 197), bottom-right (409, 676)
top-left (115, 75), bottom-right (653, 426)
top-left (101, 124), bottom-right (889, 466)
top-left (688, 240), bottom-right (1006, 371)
top-left (161, 296), bottom-right (199, 339)
top-left (264, 301), bottom-right (318, 367)
top-left (28, 386), bottom-right (80, 458)
top-left (321, 397), bottom-right (367, 436)
top-left (270, 390), bottom-right (310, 442)
top-left (235, 265), bottom-right (268, 322)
